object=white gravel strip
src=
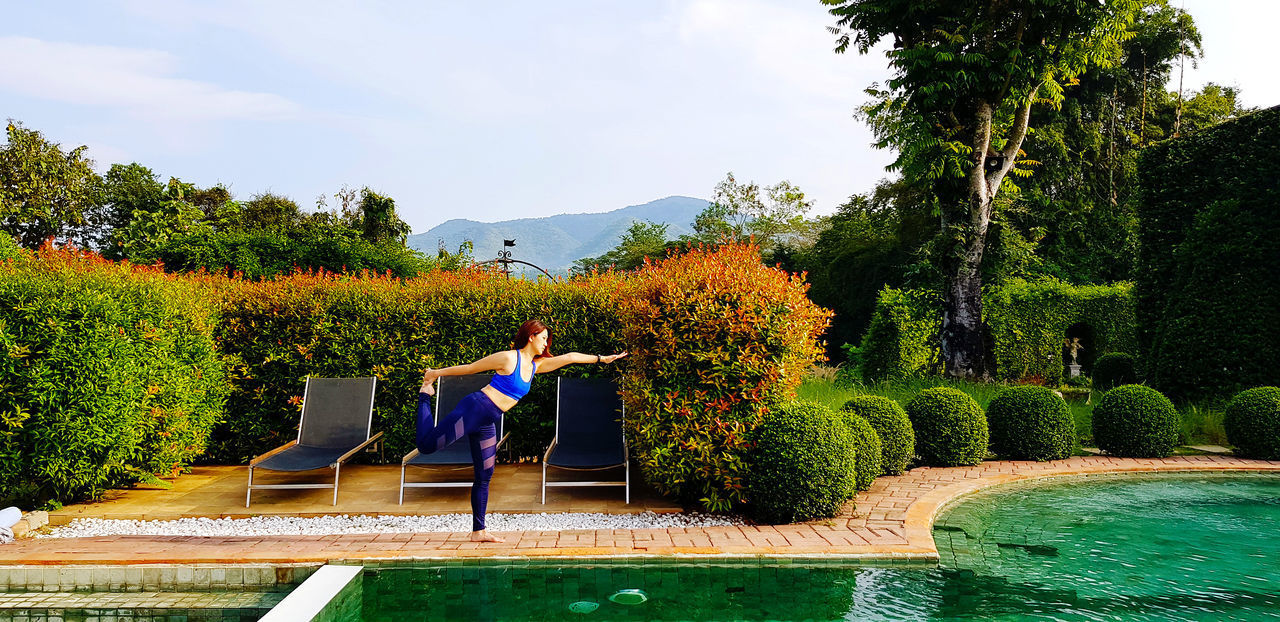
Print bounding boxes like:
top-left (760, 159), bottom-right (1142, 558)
top-left (38, 512), bottom-right (746, 538)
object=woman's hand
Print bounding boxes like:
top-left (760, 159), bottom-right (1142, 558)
top-left (420, 368), bottom-right (437, 395)
top-left (600, 352), bottom-right (628, 364)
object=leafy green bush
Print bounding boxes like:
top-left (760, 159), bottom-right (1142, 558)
top-left (857, 287), bottom-right (938, 382)
top-left (841, 395), bottom-right (914, 475)
top-left (1091, 385), bottom-right (1179, 457)
top-left (621, 243), bottom-right (831, 511)
top-left (1223, 386), bottom-right (1280, 459)
top-left (986, 386), bottom-right (1075, 461)
top-left (905, 387), bottom-right (988, 466)
top-left (839, 412), bottom-right (882, 491)
top-left (1093, 353), bottom-right (1137, 391)
top-left (0, 246), bottom-right (228, 506)
top-left (748, 401), bottom-right (855, 524)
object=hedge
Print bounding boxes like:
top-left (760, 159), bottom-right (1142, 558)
top-left (1136, 105), bottom-right (1280, 399)
top-left (211, 268), bottom-right (626, 463)
top-left (748, 401), bottom-right (855, 524)
top-left (620, 244), bottom-right (831, 511)
top-left (859, 279), bottom-right (1136, 384)
top-left (984, 279), bottom-right (1136, 384)
top-left (0, 245), bottom-right (228, 506)
top-left (0, 241), bottom-right (831, 513)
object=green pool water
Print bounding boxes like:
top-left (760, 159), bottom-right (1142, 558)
top-left (359, 473), bottom-right (1280, 621)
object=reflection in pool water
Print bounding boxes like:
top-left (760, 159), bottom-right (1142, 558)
top-left (360, 473), bottom-right (1280, 621)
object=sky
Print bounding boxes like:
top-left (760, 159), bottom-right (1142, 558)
top-left (3, 1), bottom-right (1275, 234)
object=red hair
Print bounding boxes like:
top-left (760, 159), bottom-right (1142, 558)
top-left (512, 319), bottom-right (552, 360)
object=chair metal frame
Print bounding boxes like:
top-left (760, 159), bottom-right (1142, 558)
top-left (541, 376), bottom-right (629, 504)
top-left (246, 376), bottom-right (383, 507)
top-left (398, 374), bottom-right (510, 504)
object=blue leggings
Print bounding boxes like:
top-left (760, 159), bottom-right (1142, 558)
top-left (415, 391), bottom-right (502, 531)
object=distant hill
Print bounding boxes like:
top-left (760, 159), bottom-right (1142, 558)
top-left (406, 196), bottom-right (709, 273)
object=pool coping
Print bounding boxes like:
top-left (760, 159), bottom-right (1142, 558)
top-left (1, 456), bottom-right (1276, 566)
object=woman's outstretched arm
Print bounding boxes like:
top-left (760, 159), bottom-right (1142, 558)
top-left (534, 351), bottom-right (628, 374)
top-left (424, 351), bottom-right (512, 382)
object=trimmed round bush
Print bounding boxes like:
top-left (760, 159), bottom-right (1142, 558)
top-left (1223, 387), bottom-right (1280, 459)
top-left (1093, 353), bottom-right (1137, 391)
top-left (905, 388), bottom-right (989, 467)
top-left (838, 412), bottom-right (883, 491)
top-left (1091, 385), bottom-right (1179, 457)
top-left (986, 386), bottom-right (1076, 461)
top-left (748, 401), bottom-right (856, 524)
top-left (841, 395), bottom-right (914, 475)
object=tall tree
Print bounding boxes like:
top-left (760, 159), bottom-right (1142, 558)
top-left (0, 121), bottom-right (103, 248)
top-left (687, 172), bottom-right (815, 252)
top-left (823, 0), bottom-right (1139, 378)
top-left (573, 219), bottom-right (673, 273)
top-left (357, 188), bottom-right (410, 244)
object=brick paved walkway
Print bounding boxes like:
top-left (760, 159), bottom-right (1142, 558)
top-left (2, 455), bottom-right (1276, 565)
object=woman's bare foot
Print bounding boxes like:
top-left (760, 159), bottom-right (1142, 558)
top-left (420, 369), bottom-right (436, 395)
top-left (470, 529), bottom-right (504, 543)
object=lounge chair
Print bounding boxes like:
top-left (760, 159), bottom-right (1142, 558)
top-left (246, 377), bottom-right (383, 507)
top-left (542, 376), bottom-right (629, 503)
top-left (399, 374), bottom-right (510, 504)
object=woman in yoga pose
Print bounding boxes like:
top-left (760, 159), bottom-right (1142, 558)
top-left (416, 319), bottom-right (627, 542)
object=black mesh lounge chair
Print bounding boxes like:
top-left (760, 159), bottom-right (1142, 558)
top-left (399, 373), bottom-right (510, 504)
top-left (246, 377), bottom-right (383, 507)
top-left (542, 376), bottom-right (629, 504)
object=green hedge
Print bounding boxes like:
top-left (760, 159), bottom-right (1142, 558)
top-left (1137, 105), bottom-right (1280, 399)
top-left (1223, 387), bottom-right (1280, 460)
top-left (211, 270), bottom-right (625, 463)
top-left (748, 401), bottom-right (855, 524)
top-left (841, 395), bottom-right (914, 475)
top-left (905, 387), bottom-right (988, 467)
top-left (860, 280), bottom-right (1136, 384)
top-left (1091, 385), bottom-right (1179, 457)
top-left (0, 248), bottom-right (228, 506)
top-left (984, 279), bottom-right (1136, 384)
top-left (986, 385), bottom-right (1075, 461)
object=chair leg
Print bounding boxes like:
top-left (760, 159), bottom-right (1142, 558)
top-left (332, 464), bottom-right (341, 506)
top-left (625, 462), bottom-right (630, 505)
top-left (398, 464), bottom-right (406, 506)
top-left (541, 461), bottom-right (547, 504)
top-left (246, 466), bottom-right (253, 508)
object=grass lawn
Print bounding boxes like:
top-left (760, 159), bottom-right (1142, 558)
top-left (798, 374), bottom-right (1228, 448)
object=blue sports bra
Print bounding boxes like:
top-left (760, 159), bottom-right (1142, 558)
top-left (488, 351), bottom-right (536, 400)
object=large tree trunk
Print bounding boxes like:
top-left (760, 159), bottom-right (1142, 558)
top-left (939, 93), bottom-right (1037, 379)
top-left (940, 244), bottom-right (988, 379)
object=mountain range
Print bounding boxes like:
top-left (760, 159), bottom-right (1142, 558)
top-left (406, 196), bottom-right (710, 273)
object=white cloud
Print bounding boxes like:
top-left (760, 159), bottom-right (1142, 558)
top-left (0, 37), bottom-right (301, 121)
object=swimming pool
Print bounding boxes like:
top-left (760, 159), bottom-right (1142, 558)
top-left (356, 473), bottom-right (1280, 621)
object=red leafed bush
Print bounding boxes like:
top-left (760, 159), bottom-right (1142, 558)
top-left (619, 243), bottom-right (831, 511)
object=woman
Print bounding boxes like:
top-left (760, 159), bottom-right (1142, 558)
top-left (416, 319), bottom-right (627, 542)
